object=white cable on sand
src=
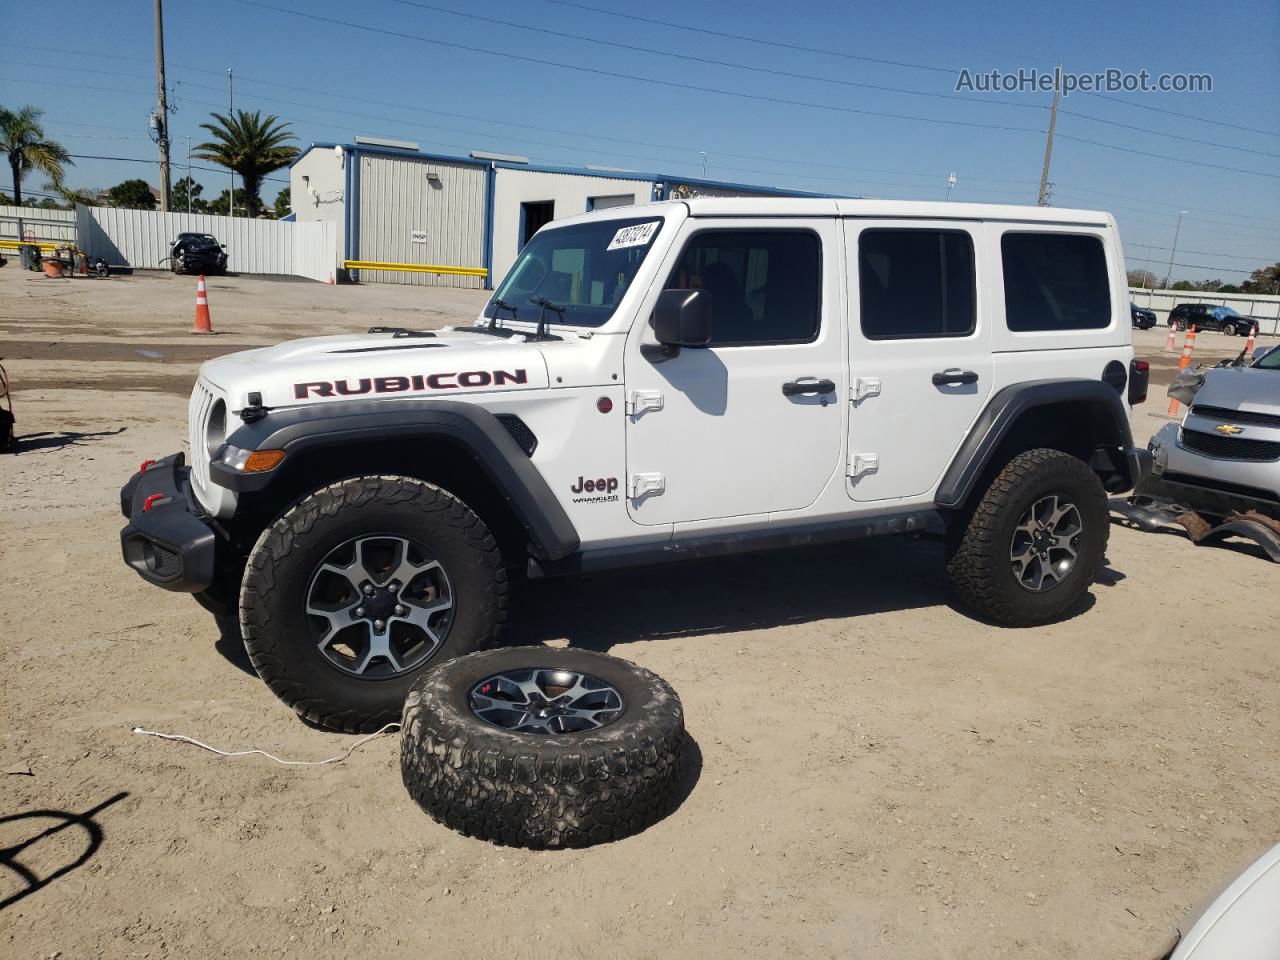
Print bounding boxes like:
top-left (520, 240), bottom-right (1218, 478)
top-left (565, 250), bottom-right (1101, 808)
top-left (131, 723), bottom-right (401, 766)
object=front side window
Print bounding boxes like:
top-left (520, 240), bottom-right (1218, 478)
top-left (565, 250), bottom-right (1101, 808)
top-left (485, 216), bottom-right (664, 328)
top-left (858, 229), bottom-right (975, 339)
top-left (1001, 233), bottom-right (1111, 332)
top-left (663, 230), bottom-right (820, 345)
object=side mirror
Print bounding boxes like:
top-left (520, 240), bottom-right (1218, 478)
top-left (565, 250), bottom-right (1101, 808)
top-left (653, 288), bottom-right (712, 348)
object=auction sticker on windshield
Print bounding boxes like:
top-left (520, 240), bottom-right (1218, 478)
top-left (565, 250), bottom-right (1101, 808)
top-left (607, 221), bottom-right (660, 251)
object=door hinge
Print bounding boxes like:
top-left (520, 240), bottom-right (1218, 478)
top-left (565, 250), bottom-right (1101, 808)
top-left (851, 377), bottom-right (881, 403)
top-left (625, 390), bottom-right (664, 417)
top-left (848, 453), bottom-right (879, 478)
top-left (628, 473), bottom-right (665, 498)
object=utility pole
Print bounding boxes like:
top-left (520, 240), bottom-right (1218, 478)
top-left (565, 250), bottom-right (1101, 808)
top-left (186, 136), bottom-right (192, 213)
top-left (1164, 210), bottom-right (1187, 289)
top-left (153, 0), bottom-right (171, 211)
top-left (227, 68), bottom-right (235, 217)
top-left (1037, 63), bottom-right (1061, 207)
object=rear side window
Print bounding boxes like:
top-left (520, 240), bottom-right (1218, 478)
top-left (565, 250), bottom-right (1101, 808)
top-left (1001, 233), bottom-right (1111, 331)
top-left (664, 230), bottom-right (820, 345)
top-left (858, 229), bottom-right (976, 339)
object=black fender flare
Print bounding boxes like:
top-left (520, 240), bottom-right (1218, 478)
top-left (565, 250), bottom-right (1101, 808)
top-left (935, 379), bottom-right (1141, 509)
top-left (211, 399), bottom-right (580, 560)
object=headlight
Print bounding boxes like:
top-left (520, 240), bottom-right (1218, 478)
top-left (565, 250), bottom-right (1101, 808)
top-left (205, 399), bottom-right (226, 457)
top-left (220, 445), bottom-right (285, 473)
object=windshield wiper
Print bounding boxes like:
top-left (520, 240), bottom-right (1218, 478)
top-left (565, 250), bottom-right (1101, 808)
top-left (527, 296), bottom-right (565, 341)
top-left (489, 298), bottom-right (518, 332)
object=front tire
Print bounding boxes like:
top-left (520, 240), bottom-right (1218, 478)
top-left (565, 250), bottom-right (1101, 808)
top-left (239, 475), bottom-right (509, 732)
top-left (1221, 321), bottom-right (1237, 336)
top-left (946, 449), bottom-right (1108, 627)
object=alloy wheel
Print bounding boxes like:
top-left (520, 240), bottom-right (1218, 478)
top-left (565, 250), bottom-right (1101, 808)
top-left (304, 535), bottom-right (454, 678)
top-left (1009, 494), bottom-right (1082, 592)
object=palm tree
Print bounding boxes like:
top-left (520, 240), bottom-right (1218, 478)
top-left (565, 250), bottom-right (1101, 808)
top-left (194, 110), bottom-right (298, 217)
top-left (1, 105), bottom-right (72, 206)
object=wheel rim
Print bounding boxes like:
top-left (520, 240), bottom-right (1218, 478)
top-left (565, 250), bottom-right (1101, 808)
top-left (304, 535), bottom-right (454, 678)
top-left (469, 669), bottom-right (625, 735)
top-left (1009, 494), bottom-right (1083, 593)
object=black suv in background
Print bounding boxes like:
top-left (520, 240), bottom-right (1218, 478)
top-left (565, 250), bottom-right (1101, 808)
top-left (1130, 302), bottom-right (1157, 329)
top-left (169, 233), bottom-right (228, 275)
top-left (1168, 302), bottom-right (1257, 335)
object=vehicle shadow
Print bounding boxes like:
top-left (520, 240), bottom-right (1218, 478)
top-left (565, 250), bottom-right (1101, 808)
top-left (210, 612), bottom-right (257, 677)
top-left (0, 792), bottom-right (128, 910)
top-left (512, 536), bottom-right (930, 651)
top-left (511, 534), bottom-right (1118, 650)
top-left (13, 427), bottom-right (126, 452)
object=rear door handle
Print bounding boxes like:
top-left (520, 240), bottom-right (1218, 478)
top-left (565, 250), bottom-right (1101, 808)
top-left (782, 378), bottom-right (836, 397)
top-left (932, 368), bottom-right (979, 386)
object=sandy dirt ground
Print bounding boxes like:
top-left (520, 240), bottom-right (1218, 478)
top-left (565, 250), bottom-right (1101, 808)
top-left (2, 268), bottom-right (1278, 959)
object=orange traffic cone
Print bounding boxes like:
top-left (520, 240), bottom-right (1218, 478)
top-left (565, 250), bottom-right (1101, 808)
top-left (1164, 325), bottom-right (1177, 352)
top-left (326, 272), bottom-right (335, 285)
top-left (1243, 326), bottom-right (1256, 358)
top-left (1167, 325), bottom-right (1197, 417)
top-left (192, 275), bottom-right (213, 334)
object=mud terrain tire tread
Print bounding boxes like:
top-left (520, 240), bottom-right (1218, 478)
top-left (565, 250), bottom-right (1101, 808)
top-left (240, 475), bottom-right (508, 733)
top-left (401, 647), bottom-right (684, 849)
top-left (946, 448), bottom-right (1107, 627)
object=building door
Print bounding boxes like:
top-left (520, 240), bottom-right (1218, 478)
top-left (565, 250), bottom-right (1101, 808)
top-left (623, 219), bottom-right (845, 526)
top-left (519, 201), bottom-right (555, 249)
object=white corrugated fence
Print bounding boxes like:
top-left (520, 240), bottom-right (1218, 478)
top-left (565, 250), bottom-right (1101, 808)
top-left (1129, 288), bottom-right (1280, 336)
top-left (75, 206), bottom-right (336, 280)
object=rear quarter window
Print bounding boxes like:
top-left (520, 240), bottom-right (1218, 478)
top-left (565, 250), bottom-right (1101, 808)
top-left (1001, 233), bottom-right (1111, 332)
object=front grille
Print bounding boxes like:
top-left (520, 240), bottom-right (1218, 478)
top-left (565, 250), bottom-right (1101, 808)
top-left (187, 379), bottom-right (219, 490)
top-left (1190, 405), bottom-right (1280, 429)
top-left (496, 414), bottom-right (537, 456)
top-left (1181, 429), bottom-right (1280, 462)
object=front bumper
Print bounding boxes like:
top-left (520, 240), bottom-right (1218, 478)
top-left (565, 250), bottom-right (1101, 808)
top-left (119, 453), bottom-right (218, 592)
top-left (1143, 422), bottom-right (1280, 520)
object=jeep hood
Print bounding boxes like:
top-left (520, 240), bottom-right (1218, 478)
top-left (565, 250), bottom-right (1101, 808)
top-left (1189, 365), bottom-right (1280, 414)
top-left (199, 329), bottom-right (550, 411)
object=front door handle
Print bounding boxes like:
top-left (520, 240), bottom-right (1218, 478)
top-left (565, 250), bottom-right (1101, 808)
top-left (782, 378), bottom-right (836, 397)
top-left (932, 368), bottom-right (979, 386)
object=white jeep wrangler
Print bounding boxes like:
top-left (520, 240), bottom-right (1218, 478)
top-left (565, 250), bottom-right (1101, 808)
top-left (121, 198), bottom-right (1152, 731)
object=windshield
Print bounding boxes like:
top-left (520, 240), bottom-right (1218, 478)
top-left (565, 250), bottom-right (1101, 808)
top-left (484, 216), bottom-right (664, 328)
top-left (1254, 346), bottom-right (1280, 370)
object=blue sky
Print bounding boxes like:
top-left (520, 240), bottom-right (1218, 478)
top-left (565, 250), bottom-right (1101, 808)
top-left (3, 0), bottom-right (1277, 282)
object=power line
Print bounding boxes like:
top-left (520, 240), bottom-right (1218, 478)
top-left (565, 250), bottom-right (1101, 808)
top-left (1055, 133), bottom-right (1279, 180)
top-left (537, 0), bottom-right (959, 74)
top-left (1084, 91), bottom-right (1280, 140)
top-left (1059, 108), bottom-right (1280, 159)
top-left (388, 0), bottom-right (1039, 110)
top-left (1123, 254), bottom-right (1260, 274)
top-left (66, 153), bottom-right (288, 185)
top-left (1126, 242), bottom-right (1278, 261)
top-left (229, 0), bottom-right (1045, 135)
top-left (534, 1), bottom-right (1280, 142)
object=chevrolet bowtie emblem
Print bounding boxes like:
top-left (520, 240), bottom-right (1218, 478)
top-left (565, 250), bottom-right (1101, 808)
top-left (1214, 424), bottom-right (1245, 435)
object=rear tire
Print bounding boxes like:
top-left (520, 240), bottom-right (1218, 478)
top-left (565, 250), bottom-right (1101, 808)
top-left (239, 475), bottom-right (509, 732)
top-left (946, 449), bottom-right (1108, 627)
top-left (1221, 322), bottom-right (1237, 336)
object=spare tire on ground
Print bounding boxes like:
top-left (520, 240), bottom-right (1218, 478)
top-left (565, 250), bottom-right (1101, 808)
top-left (400, 647), bottom-right (684, 849)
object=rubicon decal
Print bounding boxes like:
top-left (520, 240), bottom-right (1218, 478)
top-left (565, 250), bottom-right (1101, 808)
top-left (294, 368), bottom-right (528, 399)
top-left (571, 475), bottom-right (619, 504)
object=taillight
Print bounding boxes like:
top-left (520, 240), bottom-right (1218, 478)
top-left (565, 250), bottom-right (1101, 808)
top-left (1129, 359), bottom-right (1150, 405)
